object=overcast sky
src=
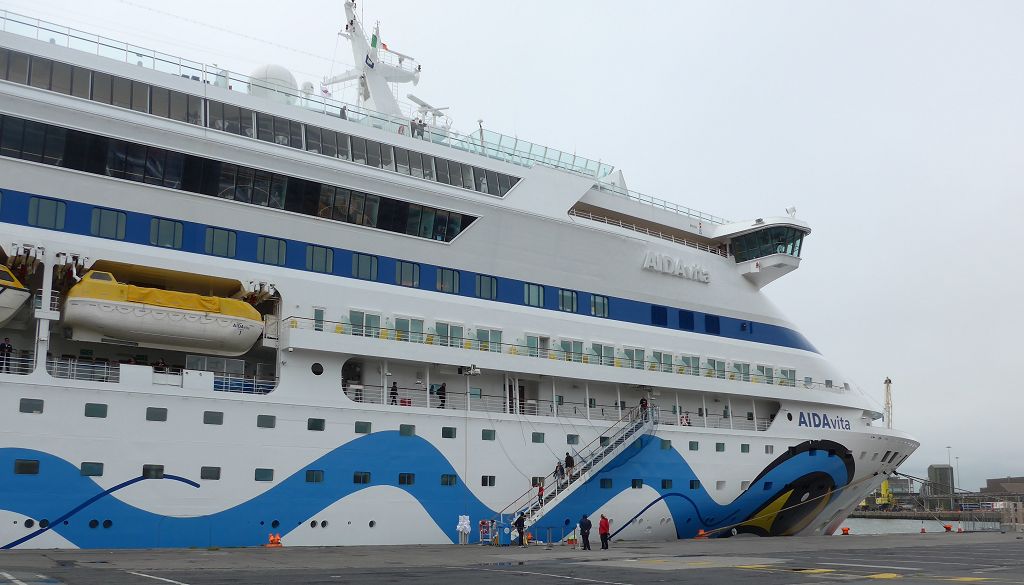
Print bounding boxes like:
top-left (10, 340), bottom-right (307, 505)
top-left (3, 0), bottom-right (1021, 491)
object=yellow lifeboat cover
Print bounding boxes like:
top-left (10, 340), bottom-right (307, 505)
top-left (0, 265), bottom-right (27, 290)
top-left (67, 271), bottom-right (260, 321)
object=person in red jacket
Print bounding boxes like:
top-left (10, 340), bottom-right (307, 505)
top-left (599, 514), bottom-right (611, 549)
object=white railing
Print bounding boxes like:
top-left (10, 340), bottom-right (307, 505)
top-left (569, 209), bottom-right (728, 256)
top-left (0, 352), bottom-right (34, 375)
top-left (46, 356), bottom-right (120, 383)
top-left (32, 290), bottom-right (61, 311)
top-left (213, 373), bottom-right (275, 394)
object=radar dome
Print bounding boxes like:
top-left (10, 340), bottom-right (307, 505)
top-left (249, 64), bottom-right (299, 105)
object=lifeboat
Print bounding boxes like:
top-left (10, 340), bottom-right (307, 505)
top-left (63, 271), bottom-right (263, 356)
top-left (0, 265), bottom-right (31, 328)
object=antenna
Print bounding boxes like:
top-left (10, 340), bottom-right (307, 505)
top-left (883, 377), bottom-right (893, 429)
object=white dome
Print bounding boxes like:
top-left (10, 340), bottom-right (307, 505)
top-left (248, 64), bottom-right (299, 105)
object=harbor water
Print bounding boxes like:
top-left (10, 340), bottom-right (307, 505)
top-left (841, 518), bottom-right (1000, 535)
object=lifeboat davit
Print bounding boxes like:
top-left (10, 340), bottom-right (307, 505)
top-left (63, 271), bottom-right (263, 356)
top-left (0, 265), bottom-right (31, 327)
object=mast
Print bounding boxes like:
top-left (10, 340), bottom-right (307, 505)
top-left (883, 377), bottom-right (893, 429)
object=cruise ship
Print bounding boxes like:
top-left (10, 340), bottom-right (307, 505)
top-left (0, 3), bottom-right (918, 549)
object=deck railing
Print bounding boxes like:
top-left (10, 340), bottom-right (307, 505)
top-left (46, 356), bottom-right (120, 383)
top-left (569, 209), bottom-right (728, 256)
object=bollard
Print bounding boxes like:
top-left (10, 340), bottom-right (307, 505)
top-left (841, 527), bottom-right (850, 535)
top-left (695, 529), bottom-right (707, 539)
top-left (943, 524), bottom-right (952, 533)
top-left (920, 527), bottom-right (926, 534)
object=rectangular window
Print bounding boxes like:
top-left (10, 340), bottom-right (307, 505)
top-left (631, 479), bottom-right (643, 489)
top-left (395, 260), bottom-right (420, 287)
top-left (257, 414), bottom-right (276, 428)
top-left (481, 429), bottom-right (495, 441)
top-left (741, 444), bottom-right (750, 453)
top-left (352, 253), bottom-right (378, 280)
top-left (689, 479), bottom-right (700, 490)
top-left (661, 439), bottom-right (672, 450)
top-left (567, 434), bottom-right (579, 445)
top-left (441, 426), bottom-right (457, 439)
top-left (28, 197), bottom-right (66, 230)
top-left (441, 474), bottom-right (457, 486)
top-left (204, 227), bottom-right (236, 258)
top-left (90, 208), bottom-right (127, 240)
top-left (306, 469), bottom-right (325, 483)
top-left (661, 479), bottom-right (673, 489)
top-left (146, 407), bottom-right (167, 422)
top-left (436, 267), bottom-right (460, 293)
top-left (14, 459), bottom-right (39, 475)
top-left (201, 466), bottom-right (221, 480)
top-left (599, 478), bottom-right (613, 489)
top-left (255, 468), bottom-right (274, 482)
top-left (716, 480), bottom-right (726, 491)
top-left (399, 424), bottom-right (416, 436)
top-left (531, 476), bottom-right (545, 487)
top-left (481, 475), bottom-right (496, 487)
top-left (590, 294), bottom-right (609, 317)
top-left (149, 218), bottom-right (183, 249)
top-left (678, 310), bottom-right (695, 331)
top-left (256, 236), bottom-right (287, 266)
top-left (624, 348), bottom-right (645, 369)
top-left (763, 481), bottom-right (774, 491)
top-left (143, 464), bottom-right (164, 479)
top-left (688, 441), bottom-right (699, 451)
top-left (599, 436), bottom-right (610, 447)
top-left (558, 289), bottom-right (577, 312)
top-left (475, 274), bottom-right (497, 300)
top-left (305, 245), bottom-right (334, 273)
top-left (80, 462), bottom-right (104, 477)
top-left (715, 442), bottom-right (725, 452)
top-left (765, 445), bottom-right (774, 455)
top-left (203, 411), bottom-right (224, 425)
top-left (84, 403), bottom-right (108, 418)
top-left (355, 421), bottom-right (372, 434)
top-left (705, 314), bottom-right (721, 335)
top-left (531, 432), bottom-right (545, 444)
top-left (524, 283), bottom-right (544, 307)
top-left (741, 481), bottom-right (750, 491)
top-left (307, 418), bottom-right (326, 431)
top-left (651, 305), bottom-right (668, 327)
top-left (398, 472), bottom-right (415, 486)
top-left (19, 398), bottom-right (44, 414)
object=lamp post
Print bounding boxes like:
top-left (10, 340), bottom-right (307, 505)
top-left (946, 446), bottom-right (954, 511)
top-left (955, 456), bottom-right (961, 509)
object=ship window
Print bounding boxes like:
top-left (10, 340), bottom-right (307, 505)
top-left (441, 474), bottom-right (457, 486)
top-left (270, 116), bottom-right (288, 146)
top-left (204, 227), bottom-right (236, 258)
top-left (380, 144), bottom-right (395, 171)
top-left (255, 468), bottom-right (274, 482)
top-left (704, 314), bottom-right (721, 335)
top-left (473, 167), bottom-right (489, 192)
top-left (150, 88), bottom-right (170, 119)
top-left (131, 80), bottom-right (149, 113)
top-left (661, 479), bottom-right (673, 489)
top-left (5, 50), bottom-right (28, 84)
top-left (28, 197), bottom-right (66, 230)
top-left (531, 432), bottom-right (544, 444)
top-left (320, 129), bottom-right (337, 158)
top-left (393, 147), bottom-right (410, 174)
top-left (256, 236), bottom-right (287, 266)
top-left (90, 208), bottom-right (126, 240)
top-left (436, 267), bottom-right (460, 294)
top-left (422, 155), bottom-right (435, 180)
top-left (112, 76), bottom-right (132, 109)
top-left (353, 471), bottom-right (371, 484)
top-left (461, 164), bottom-right (475, 190)
top-left (441, 427), bottom-right (456, 439)
top-left (481, 429), bottom-right (495, 441)
top-left (651, 305), bottom-right (668, 327)
top-left (146, 407), bottom-right (167, 422)
top-left (304, 125), bottom-right (321, 153)
top-left (389, 260), bottom-right (418, 287)
top-left (564, 434), bottom-right (579, 445)
top-left (446, 160), bottom-right (462, 186)
top-left (409, 151), bottom-right (423, 178)
top-left (307, 418), bottom-right (326, 431)
top-left (50, 61), bottom-right (71, 94)
top-left (716, 480), bottom-right (726, 491)
top-left (149, 218), bottom-right (183, 249)
top-left (765, 445), bottom-right (774, 454)
top-left (599, 436), bottom-right (610, 447)
top-left (365, 140), bottom-right (381, 167)
top-left (481, 475), bottom-right (496, 487)
top-left (399, 424), bottom-right (416, 436)
top-left (306, 245), bottom-right (333, 273)
top-left (524, 283), bottom-right (544, 307)
top-left (557, 289), bottom-right (577, 313)
top-left (351, 136), bottom-right (366, 164)
top-left (84, 403), bottom-right (107, 418)
top-left (0, 117), bottom-right (24, 159)
top-left (689, 441), bottom-right (699, 451)
top-left (354, 421), bottom-right (371, 434)
top-left (90, 71), bottom-right (112, 104)
top-left (168, 90), bottom-right (189, 123)
top-left (27, 56), bottom-right (50, 89)
top-left (201, 466), bottom-right (221, 480)
top-left (763, 481), bottom-right (773, 490)
top-left (19, 398), bottom-right (44, 414)
top-left (70, 66), bottom-right (90, 99)
top-left (397, 472), bottom-right (415, 486)
top-left (289, 121), bottom-right (303, 149)
top-left (689, 479), bottom-right (700, 490)
top-left (590, 294), bottom-right (609, 318)
top-left (203, 411), bottom-right (224, 425)
top-left (298, 469), bottom-right (323, 484)
top-left (257, 414), bottom-right (276, 428)
top-left (678, 310), bottom-right (695, 331)
top-left (80, 462), bottom-right (104, 477)
top-left (336, 133), bottom-right (351, 160)
top-left (431, 157), bottom-right (448, 184)
top-left (600, 478), bottom-right (613, 489)
top-left (352, 253), bottom-right (377, 280)
top-left (143, 464), bottom-right (164, 479)
top-left (631, 479), bottom-right (643, 489)
top-left (475, 275), bottom-right (497, 300)
top-left (256, 112), bottom-right (273, 142)
top-left (13, 459), bottom-right (38, 475)
top-left (661, 439), bottom-right (672, 450)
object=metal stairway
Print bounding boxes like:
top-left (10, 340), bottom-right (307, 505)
top-left (497, 406), bottom-right (659, 533)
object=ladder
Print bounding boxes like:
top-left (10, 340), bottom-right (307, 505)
top-left (497, 406), bottom-right (659, 536)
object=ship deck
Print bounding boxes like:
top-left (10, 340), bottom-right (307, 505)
top-left (1, 532), bottom-right (1021, 584)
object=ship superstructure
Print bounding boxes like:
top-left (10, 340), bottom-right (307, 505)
top-left (0, 4), bottom-right (916, 549)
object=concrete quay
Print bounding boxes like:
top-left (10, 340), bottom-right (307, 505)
top-left (1, 532), bottom-right (1022, 584)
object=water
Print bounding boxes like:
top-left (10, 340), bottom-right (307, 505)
top-left (841, 518), bottom-right (1000, 535)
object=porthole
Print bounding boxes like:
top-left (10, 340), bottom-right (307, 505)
top-left (89, 519), bottom-right (99, 528)
top-left (24, 519), bottom-right (34, 529)
top-left (39, 519), bottom-right (49, 528)
top-left (368, 520), bottom-right (376, 528)
top-left (321, 520), bottom-right (329, 528)
top-left (310, 520), bottom-right (318, 528)
top-left (271, 519), bottom-right (280, 528)
top-left (786, 413), bottom-right (793, 421)
top-left (102, 519), bottom-right (112, 528)
top-left (311, 363), bottom-right (324, 376)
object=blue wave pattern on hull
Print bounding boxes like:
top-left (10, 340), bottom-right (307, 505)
top-left (0, 433), bottom-right (850, 548)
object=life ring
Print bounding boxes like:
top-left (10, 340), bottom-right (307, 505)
top-left (398, 125), bottom-right (407, 135)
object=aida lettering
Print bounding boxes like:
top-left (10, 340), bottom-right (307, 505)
top-left (798, 411), bottom-right (851, 431)
top-left (642, 251), bottom-right (710, 284)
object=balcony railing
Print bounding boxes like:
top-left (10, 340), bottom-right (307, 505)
top-left (46, 356), bottom-right (120, 383)
top-left (286, 315), bottom-right (846, 395)
top-left (569, 209), bottom-right (728, 256)
top-left (0, 352), bottom-right (34, 375)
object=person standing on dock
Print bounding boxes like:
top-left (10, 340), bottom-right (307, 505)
top-left (514, 513), bottom-right (527, 547)
top-left (578, 515), bottom-right (592, 550)
top-left (599, 514), bottom-right (611, 549)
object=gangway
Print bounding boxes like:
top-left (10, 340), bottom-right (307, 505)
top-left (495, 406), bottom-right (659, 539)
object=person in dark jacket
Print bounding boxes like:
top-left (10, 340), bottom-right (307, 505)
top-left (388, 381), bottom-right (398, 405)
top-left (578, 515), bottom-right (592, 550)
top-left (514, 514), bottom-right (527, 547)
top-left (437, 382), bottom-right (447, 408)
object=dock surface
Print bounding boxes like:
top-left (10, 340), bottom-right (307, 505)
top-left (1, 532), bottom-right (1022, 584)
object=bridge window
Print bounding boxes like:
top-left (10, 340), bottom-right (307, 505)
top-left (731, 226), bottom-right (806, 263)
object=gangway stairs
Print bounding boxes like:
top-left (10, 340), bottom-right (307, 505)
top-left (496, 406), bottom-right (659, 539)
